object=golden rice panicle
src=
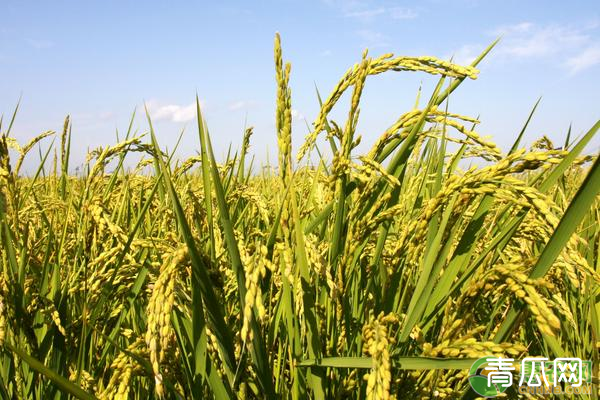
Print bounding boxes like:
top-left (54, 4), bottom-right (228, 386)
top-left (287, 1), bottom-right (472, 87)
top-left (497, 264), bottom-right (561, 336)
top-left (240, 243), bottom-right (269, 343)
top-left (531, 135), bottom-right (555, 150)
top-left (45, 302), bottom-right (67, 337)
top-left (240, 243), bottom-right (256, 343)
top-left (0, 292), bottom-right (5, 347)
top-left (14, 130), bottom-right (55, 174)
top-left (424, 335), bottom-right (527, 360)
top-left (69, 367), bottom-right (96, 393)
top-left (275, 32), bottom-right (292, 181)
top-left (86, 136), bottom-right (158, 183)
top-left (100, 338), bottom-right (146, 400)
top-left (298, 54), bottom-right (478, 160)
top-left (362, 312), bottom-right (398, 400)
top-left (427, 111), bottom-right (502, 160)
top-left (551, 293), bottom-right (577, 328)
top-left (342, 52), bottom-right (369, 157)
top-left (469, 262), bottom-right (562, 337)
top-left (174, 155), bottom-right (203, 177)
top-left (241, 126), bottom-right (253, 158)
top-left (305, 233), bottom-right (337, 299)
top-left (60, 115), bottom-right (70, 164)
top-left (204, 326), bottom-right (224, 369)
top-left (367, 108), bottom-right (422, 159)
top-left (0, 275), bottom-right (10, 349)
top-left (0, 135), bottom-right (12, 173)
top-left (0, 135), bottom-right (12, 214)
top-left (296, 63), bottom-right (355, 160)
top-left (88, 200), bottom-right (129, 243)
top-left (12, 352), bottom-right (24, 399)
top-left (145, 247), bottom-right (187, 397)
top-left (230, 184), bottom-right (271, 225)
top-left (372, 55), bottom-right (479, 79)
top-left (341, 370), bottom-right (359, 394)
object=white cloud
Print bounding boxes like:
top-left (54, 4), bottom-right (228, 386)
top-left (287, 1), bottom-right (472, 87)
top-left (566, 45), bottom-right (600, 74)
top-left (344, 7), bottom-right (386, 20)
top-left (145, 101), bottom-right (200, 123)
top-left (356, 29), bottom-right (390, 47)
top-left (452, 21), bottom-right (600, 75)
top-left (229, 101), bottom-right (247, 111)
top-left (336, 1), bottom-right (418, 22)
top-left (494, 22), bottom-right (534, 35)
top-left (389, 7), bottom-right (418, 20)
top-left (448, 44), bottom-right (483, 65)
top-left (492, 22), bottom-right (588, 58)
top-left (320, 49), bottom-right (333, 57)
top-left (291, 109), bottom-right (305, 122)
top-left (228, 100), bottom-right (257, 111)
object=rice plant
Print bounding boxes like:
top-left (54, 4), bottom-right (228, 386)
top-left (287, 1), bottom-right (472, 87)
top-left (0, 34), bottom-right (598, 399)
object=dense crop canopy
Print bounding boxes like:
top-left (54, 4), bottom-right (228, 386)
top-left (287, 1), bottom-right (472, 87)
top-left (0, 35), bottom-right (598, 399)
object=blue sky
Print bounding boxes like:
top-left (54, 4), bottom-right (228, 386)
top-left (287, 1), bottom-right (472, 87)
top-left (2, 0), bottom-right (600, 171)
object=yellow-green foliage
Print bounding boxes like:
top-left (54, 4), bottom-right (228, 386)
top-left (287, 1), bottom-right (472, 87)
top-left (0, 36), bottom-right (598, 400)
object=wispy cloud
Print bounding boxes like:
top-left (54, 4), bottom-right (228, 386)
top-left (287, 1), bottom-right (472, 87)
top-left (229, 101), bottom-right (247, 111)
top-left (344, 7), bottom-right (386, 19)
top-left (291, 109), bottom-right (305, 123)
top-left (448, 44), bottom-right (483, 65)
top-left (228, 100), bottom-right (256, 111)
top-left (356, 29), bottom-right (390, 47)
top-left (566, 45), bottom-right (600, 74)
top-left (345, 6), bottom-right (417, 21)
top-left (492, 22), bottom-right (588, 58)
top-left (329, 1), bottom-right (418, 22)
top-left (145, 101), bottom-right (201, 123)
top-left (26, 38), bottom-right (54, 49)
top-left (451, 21), bottom-right (600, 75)
top-left (389, 7), bottom-right (418, 20)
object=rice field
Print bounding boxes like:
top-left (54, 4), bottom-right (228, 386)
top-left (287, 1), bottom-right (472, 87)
top-left (0, 34), bottom-right (598, 399)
